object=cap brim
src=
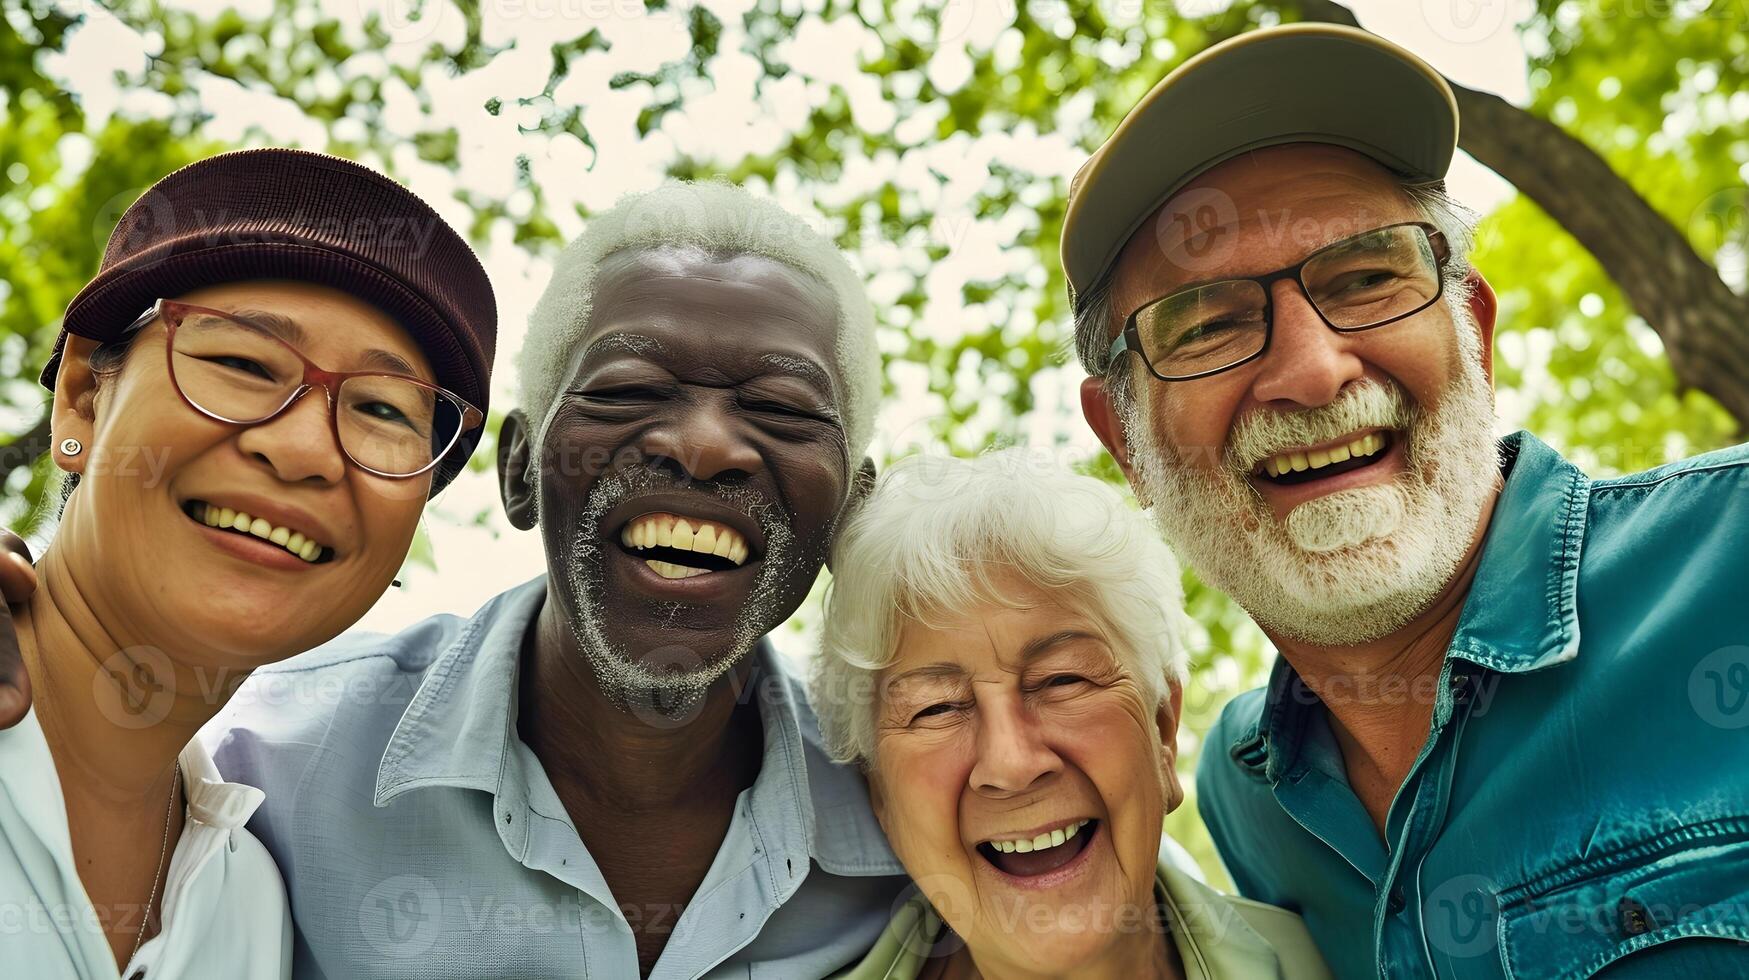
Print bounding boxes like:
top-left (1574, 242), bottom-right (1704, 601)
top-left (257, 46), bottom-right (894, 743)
top-left (1061, 24), bottom-right (1458, 296)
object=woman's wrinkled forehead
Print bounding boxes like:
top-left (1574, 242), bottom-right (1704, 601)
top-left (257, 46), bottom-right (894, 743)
top-left (880, 604), bottom-right (1125, 702)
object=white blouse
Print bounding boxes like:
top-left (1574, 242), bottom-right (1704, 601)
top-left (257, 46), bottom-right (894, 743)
top-left (0, 708), bottom-right (291, 980)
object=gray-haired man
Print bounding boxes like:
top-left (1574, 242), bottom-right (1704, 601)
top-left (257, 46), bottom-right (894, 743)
top-left (1072, 23), bottom-right (1749, 979)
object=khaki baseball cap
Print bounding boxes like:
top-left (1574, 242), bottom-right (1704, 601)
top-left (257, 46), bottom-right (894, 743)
top-left (1060, 23), bottom-right (1458, 299)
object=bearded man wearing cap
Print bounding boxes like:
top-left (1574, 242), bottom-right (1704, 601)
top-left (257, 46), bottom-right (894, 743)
top-left (1070, 24), bottom-right (1749, 980)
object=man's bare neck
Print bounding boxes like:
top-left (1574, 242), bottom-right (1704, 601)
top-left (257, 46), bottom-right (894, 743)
top-left (515, 588), bottom-right (766, 977)
top-left (516, 589), bottom-right (763, 813)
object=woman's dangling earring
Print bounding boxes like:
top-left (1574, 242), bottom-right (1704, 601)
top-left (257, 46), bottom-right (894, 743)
top-left (59, 438), bottom-right (82, 457)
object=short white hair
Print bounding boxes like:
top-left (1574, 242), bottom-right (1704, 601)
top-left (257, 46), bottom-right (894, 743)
top-left (519, 180), bottom-right (882, 459)
top-left (811, 449), bottom-right (1190, 767)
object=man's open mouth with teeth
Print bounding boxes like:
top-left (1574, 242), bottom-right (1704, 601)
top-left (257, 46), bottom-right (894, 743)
top-left (617, 512), bottom-right (755, 580)
top-left (975, 818), bottom-right (1098, 878)
top-left (1253, 430), bottom-right (1394, 486)
top-left (183, 500), bottom-right (332, 563)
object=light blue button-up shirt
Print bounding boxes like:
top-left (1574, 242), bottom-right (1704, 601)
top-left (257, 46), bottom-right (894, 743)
top-left (203, 577), bottom-right (910, 979)
top-left (1198, 432), bottom-right (1749, 979)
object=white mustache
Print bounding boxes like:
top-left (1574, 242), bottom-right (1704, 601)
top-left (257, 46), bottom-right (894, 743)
top-left (1225, 379), bottom-right (1412, 472)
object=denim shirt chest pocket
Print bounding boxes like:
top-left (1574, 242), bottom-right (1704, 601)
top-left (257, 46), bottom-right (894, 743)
top-left (1494, 817), bottom-right (1749, 978)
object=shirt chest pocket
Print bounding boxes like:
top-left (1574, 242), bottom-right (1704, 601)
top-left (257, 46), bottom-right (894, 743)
top-left (1496, 819), bottom-right (1749, 979)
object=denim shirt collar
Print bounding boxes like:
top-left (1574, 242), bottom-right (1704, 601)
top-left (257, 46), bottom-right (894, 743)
top-left (1231, 431), bottom-right (1591, 779)
top-left (372, 576), bottom-right (902, 876)
top-left (1445, 429), bottom-right (1589, 674)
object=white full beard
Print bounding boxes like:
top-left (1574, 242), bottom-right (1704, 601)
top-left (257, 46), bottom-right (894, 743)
top-left (1125, 302), bottom-right (1501, 647)
top-left (563, 466), bottom-right (797, 721)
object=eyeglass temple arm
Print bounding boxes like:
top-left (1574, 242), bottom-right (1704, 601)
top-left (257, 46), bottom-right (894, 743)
top-left (1106, 331), bottom-right (1131, 367)
top-left (121, 301), bottom-right (165, 339)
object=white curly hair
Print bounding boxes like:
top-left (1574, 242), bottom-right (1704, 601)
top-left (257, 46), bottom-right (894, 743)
top-left (811, 449), bottom-right (1191, 768)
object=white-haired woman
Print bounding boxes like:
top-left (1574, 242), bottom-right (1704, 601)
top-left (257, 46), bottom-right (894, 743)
top-left (814, 451), bottom-right (1330, 980)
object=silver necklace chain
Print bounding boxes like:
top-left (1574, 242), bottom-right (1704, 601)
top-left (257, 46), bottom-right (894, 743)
top-left (130, 760), bottom-right (180, 965)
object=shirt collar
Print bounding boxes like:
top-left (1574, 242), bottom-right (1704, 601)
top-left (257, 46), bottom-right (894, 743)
top-left (1445, 429), bottom-right (1589, 674)
top-left (373, 576), bottom-right (902, 877)
top-left (374, 576), bottom-right (544, 806)
top-left (743, 653), bottom-right (906, 876)
top-left (1230, 431), bottom-right (1591, 778)
top-left (178, 722), bottom-right (266, 830)
top-left (1156, 860), bottom-right (1288, 978)
top-left (0, 706), bottom-right (264, 839)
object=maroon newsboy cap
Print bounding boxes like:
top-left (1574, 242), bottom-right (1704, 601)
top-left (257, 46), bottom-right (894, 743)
top-left (45, 147), bottom-right (497, 492)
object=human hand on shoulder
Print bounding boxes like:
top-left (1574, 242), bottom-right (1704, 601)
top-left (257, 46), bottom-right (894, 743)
top-left (0, 529), bottom-right (37, 728)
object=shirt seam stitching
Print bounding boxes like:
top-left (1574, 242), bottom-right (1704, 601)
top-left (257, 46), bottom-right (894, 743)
top-left (1495, 815), bottom-right (1749, 904)
top-left (1590, 455), bottom-right (1749, 492)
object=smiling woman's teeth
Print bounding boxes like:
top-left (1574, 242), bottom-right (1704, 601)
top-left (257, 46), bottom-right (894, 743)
top-left (987, 818), bottom-right (1090, 854)
top-left (193, 502), bottom-right (326, 562)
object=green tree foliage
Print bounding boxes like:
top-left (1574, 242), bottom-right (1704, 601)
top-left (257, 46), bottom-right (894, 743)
top-left (1477, 0), bottom-right (1744, 471)
top-left (2, 0), bottom-right (1742, 882)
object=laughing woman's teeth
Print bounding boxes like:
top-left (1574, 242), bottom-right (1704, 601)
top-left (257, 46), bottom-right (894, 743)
top-left (987, 818), bottom-right (1091, 855)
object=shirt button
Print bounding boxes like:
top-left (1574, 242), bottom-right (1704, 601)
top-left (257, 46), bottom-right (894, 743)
top-left (1618, 896), bottom-right (1653, 937)
top-left (1387, 887), bottom-right (1407, 914)
top-left (1450, 672), bottom-right (1472, 703)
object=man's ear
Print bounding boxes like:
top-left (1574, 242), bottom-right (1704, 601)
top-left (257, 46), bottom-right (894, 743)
top-left (1156, 680), bottom-right (1186, 812)
top-left (1080, 376), bottom-right (1152, 508)
top-left (50, 336), bottom-right (105, 477)
top-left (1465, 271), bottom-right (1499, 387)
top-left (826, 456), bottom-right (878, 573)
top-left (497, 410), bottom-right (538, 531)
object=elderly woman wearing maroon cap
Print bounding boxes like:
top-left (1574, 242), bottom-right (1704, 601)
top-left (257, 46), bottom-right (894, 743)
top-left (0, 148), bottom-right (495, 978)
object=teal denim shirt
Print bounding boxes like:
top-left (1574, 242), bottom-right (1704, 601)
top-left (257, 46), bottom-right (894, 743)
top-left (1198, 431), bottom-right (1749, 979)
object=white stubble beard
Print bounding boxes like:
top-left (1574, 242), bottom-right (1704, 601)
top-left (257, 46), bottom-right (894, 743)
top-left (1122, 298), bottom-right (1502, 647)
top-left (563, 466), bottom-right (799, 719)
